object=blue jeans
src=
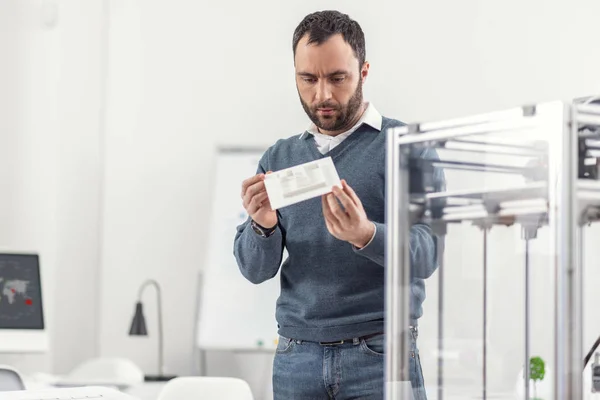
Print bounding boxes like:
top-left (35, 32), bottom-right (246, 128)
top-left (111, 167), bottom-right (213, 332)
top-left (273, 330), bottom-right (427, 400)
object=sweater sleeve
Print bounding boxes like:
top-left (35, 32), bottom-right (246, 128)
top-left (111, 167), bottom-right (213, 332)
top-left (233, 152), bottom-right (286, 284)
top-left (353, 146), bottom-right (445, 279)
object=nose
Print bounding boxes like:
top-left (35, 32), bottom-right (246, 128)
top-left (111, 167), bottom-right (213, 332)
top-left (315, 80), bottom-right (332, 104)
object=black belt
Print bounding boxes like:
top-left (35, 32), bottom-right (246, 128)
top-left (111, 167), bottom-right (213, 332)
top-left (319, 331), bottom-right (383, 346)
top-left (317, 326), bottom-right (418, 346)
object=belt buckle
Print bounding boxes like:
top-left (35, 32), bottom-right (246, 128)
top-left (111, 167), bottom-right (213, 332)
top-left (319, 339), bottom-right (345, 345)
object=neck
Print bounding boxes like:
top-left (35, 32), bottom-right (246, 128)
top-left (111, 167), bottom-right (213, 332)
top-left (319, 103), bottom-right (367, 137)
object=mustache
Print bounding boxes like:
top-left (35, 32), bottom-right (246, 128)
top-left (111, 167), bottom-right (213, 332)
top-left (312, 102), bottom-right (340, 110)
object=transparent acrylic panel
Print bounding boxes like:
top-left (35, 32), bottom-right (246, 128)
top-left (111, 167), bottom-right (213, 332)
top-left (577, 99), bottom-right (600, 400)
top-left (385, 101), bottom-right (595, 400)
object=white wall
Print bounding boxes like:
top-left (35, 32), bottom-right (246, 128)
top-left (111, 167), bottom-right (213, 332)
top-left (0, 0), bottom-right (105, 375)
top-left (51, 0), bottom-right (106, 374)
top-left (0, 0), bottom-right (54, 374)
top-left (374, 0), bottom-right (600, 121)
top-left (0, 0), bottom-right (61, 374)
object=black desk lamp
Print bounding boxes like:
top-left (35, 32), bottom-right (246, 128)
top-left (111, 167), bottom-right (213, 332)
top-left (128, 279), bottom-right (176, 382)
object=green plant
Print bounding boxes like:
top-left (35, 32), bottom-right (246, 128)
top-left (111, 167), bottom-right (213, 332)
top-left (529, 356), bottom-right (545, 399)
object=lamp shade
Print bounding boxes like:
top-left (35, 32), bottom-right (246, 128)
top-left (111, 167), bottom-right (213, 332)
top-left (129, 302), bottom-right (148, 336)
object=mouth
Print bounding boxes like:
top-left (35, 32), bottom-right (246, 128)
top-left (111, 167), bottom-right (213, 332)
top-left (317, 108), bottom-right (336, 116)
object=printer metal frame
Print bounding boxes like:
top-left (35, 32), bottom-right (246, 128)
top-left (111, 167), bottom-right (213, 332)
top-left (385, 100), bottom-right (600, 400)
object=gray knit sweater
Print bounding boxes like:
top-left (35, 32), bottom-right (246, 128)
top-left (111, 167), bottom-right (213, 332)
top-left (233, 117), bottom-right (445, 342)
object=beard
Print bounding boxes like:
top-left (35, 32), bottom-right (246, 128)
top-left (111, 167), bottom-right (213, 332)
top-left (300, 80), bottom-right (364, 133)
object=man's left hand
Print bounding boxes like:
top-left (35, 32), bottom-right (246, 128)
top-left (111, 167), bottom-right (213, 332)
top-left (322, 179), bottom-right (375, 249)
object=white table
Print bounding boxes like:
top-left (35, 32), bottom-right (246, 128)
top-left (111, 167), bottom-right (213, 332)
top-left (23, 376), bottom-right (167, 400)
top-left (125, 382), bottom-right (166, 400)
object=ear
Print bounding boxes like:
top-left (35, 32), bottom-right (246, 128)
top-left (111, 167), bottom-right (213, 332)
top-left (360, 61), bottom-right (370, 83)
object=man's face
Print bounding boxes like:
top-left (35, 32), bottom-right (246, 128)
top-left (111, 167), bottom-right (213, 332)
top-left (294, 33), bottom-right (369, 135)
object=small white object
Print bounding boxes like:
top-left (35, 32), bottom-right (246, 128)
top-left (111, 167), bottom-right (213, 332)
top-left (0, 386), bottom-right (136, 399)
top-left (264, 157), bottom-right (342, 210)
top-left (157, 377), bottom-right (254, 400)
top-left (56, 357), bottom-right (144, 390)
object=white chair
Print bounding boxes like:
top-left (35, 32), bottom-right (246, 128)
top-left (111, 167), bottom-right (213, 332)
top-left (157, 377), bottom-right (254, 400)
top-left (0, 365), bottom-right (25, 391)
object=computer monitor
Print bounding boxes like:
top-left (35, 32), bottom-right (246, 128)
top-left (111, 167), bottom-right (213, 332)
top-left (0, 253), bottom-right (48, 352)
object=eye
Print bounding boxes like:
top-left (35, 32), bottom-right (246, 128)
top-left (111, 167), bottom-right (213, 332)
top-left (303, 77), bottom-right (317, 84)
top-left (331, 76), bottom-right (345, 83)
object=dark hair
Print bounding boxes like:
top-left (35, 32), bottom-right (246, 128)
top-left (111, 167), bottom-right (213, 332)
top-left (292, 10), bottom-right (366, 67)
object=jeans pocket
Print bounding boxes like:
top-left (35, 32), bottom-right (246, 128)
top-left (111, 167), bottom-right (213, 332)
top-left (275, 336), bottom-right (295, 354)
top-left (360, 333), bottom-right (385, 356)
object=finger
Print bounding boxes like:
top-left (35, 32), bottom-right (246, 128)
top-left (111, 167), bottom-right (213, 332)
top-left (247, 180), bottom-right (266, 197)
top-left (242, 174), bottom-right (263, 195)
top-left (243, 181), bottom-right (267, 204)
top-left (244, 193), bottom-right (266, 213)
top-left (342, 179), bottom-right (362, 208)
top-left (332, 185), bottom-right (360, 220)
top-left (245, 191), bottom-right (272, 214)
top-left (241, 174), bottom-right (265, 197)
top-left (243, 190), bottom-right (258, 210)
top-left (252, 191), bottom-right (269, 207)
top-left (322, 196), bottom-right (339, 232)
top-left (247, 191), bottom-right (269, 215)
top-left (323, 213), bottom-right (336, 235)
top-left (246, 198), bottom-right (261, 215)
top-left (327, 193), bottom-right (349, 226)
top-left (263, 198), bottom-right (274, 212)
top-left (246, 202), bottom-right (260, 216)
top-left (322, 195), bottom-right (339, 225)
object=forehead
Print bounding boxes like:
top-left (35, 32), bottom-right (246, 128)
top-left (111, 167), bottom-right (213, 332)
top-left (294, 33), bottom-right (359, 74)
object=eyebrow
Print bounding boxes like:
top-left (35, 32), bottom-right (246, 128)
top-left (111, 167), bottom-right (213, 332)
top-left (296, 70), bottom-right (350, 78)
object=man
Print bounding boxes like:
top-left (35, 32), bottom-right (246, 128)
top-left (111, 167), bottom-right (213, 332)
top-left (234, 10), bottom-right (444, 400)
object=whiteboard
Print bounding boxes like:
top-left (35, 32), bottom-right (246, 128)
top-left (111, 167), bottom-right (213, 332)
top-left (196, 147), bottom-right (282, 351)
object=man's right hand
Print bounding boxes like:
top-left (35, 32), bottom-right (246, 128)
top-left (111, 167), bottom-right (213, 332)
top-left (241, 173), bottom-right (277, 229)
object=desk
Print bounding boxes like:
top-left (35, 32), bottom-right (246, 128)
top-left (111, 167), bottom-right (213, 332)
top-left (23, 376), bottom-right (166, 400)
top-left (125, 382), bottom-right (166, 400)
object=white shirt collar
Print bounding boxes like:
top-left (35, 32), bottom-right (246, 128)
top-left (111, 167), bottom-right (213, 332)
top-left (299, 102), bottom-right (382, 140)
